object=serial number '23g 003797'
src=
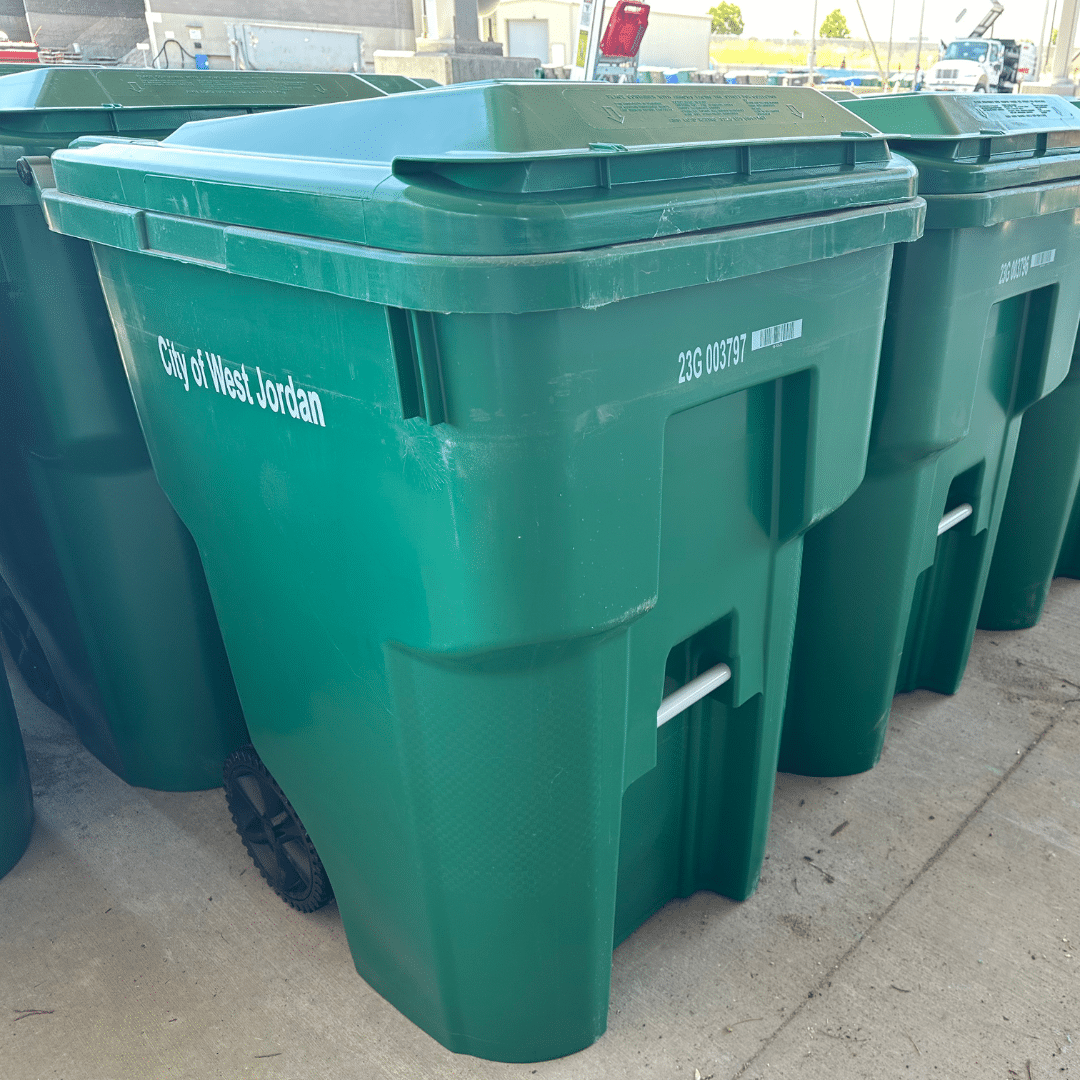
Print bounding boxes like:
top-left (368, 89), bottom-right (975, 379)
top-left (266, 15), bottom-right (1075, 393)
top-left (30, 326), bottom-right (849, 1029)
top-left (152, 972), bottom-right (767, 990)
top-left (678, 335), bottom-right (747, 385)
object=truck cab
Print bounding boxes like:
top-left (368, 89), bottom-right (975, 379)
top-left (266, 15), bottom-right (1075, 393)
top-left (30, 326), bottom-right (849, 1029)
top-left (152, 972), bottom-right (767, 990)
top-left (926, 38), bottom-right (1002, 92)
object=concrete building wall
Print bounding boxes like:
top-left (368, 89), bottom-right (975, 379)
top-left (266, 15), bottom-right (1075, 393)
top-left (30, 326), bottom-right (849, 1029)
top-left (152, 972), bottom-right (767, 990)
top-left (145, 1), bottom-right (417, 70)
top-left (146, 11), bottom-right (415, 69)
top-left (493, 0), bottom-right (574, 66)
top-left (0, 0), bottom-right (29, 44)
top-left (149, 0), bottom-right (414, 28)
top-left (22, 0), bottom-right (146, 57)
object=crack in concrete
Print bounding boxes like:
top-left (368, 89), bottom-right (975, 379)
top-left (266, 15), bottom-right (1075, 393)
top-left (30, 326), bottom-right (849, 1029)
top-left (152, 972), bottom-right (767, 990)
top-left (731, 695), bottom-right (1067, 1079)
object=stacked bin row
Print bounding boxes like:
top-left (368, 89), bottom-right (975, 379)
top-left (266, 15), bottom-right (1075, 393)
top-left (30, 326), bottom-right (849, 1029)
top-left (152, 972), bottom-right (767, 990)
top-left (2, 72), bottom-right (1079, 1065)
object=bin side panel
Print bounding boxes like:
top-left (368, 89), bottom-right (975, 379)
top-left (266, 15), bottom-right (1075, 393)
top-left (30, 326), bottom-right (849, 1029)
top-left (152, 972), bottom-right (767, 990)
top-left (783, 224), bottom-right (999, 777)
top-left (0, 205), bottom-right (247, 790)
top-left (785, 209), bottom-right (1080, 777)
top-left (897, 256), bottom-right (1080, 696)
top-left (781, 464), bottom-right (940, 777)
top-left (0, 206), bottom-right (141, 456)
top-left (0, 416), bottom-right (117, 768)
top-left (1059, 474), bottom-right (1080, 579)
top-left (0, 667), bottom-right (33, 879)
top-left (868, 229), bottom-right (988, 470)
top-left (980, 338), bottom-right (1080, 629)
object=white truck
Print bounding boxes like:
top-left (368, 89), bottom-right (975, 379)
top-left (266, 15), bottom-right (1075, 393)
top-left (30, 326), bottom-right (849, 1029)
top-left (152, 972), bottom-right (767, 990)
top-left (924, 3), bottom-right (1038, 93)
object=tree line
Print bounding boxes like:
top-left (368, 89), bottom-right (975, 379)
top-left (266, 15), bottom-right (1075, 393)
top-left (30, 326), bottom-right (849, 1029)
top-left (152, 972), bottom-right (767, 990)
top-left (710, 5), bottom-right (851, 39)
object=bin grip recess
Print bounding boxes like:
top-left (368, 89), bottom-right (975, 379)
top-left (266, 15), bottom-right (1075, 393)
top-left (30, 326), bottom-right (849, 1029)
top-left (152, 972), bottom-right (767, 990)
top-left (656, 663), bottom-right (731, 727)
top-left (391, 134), bottom-right (891, 196)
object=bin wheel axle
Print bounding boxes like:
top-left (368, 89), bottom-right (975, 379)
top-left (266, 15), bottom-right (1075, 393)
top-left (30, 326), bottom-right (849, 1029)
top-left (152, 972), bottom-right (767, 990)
top-left (223, 744), bottom-right (334, 913)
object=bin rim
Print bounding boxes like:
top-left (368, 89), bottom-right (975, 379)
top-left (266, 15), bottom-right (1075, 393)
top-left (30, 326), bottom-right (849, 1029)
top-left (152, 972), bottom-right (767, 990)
top-left (40, 178), bottom-right (925, 314)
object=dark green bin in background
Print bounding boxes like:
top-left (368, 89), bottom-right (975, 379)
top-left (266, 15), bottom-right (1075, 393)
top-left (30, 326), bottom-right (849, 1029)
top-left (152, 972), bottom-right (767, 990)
top-left (979, 100), bottom-right (1080, 628)
top-left (0, 653), bottom-right (33, 879)
top-left (41, 82), bottom-right (922, 1060)
top-left (781, 93), bottom-right (1080, 779)
top-left (0, 67), bottom-right (433, 791)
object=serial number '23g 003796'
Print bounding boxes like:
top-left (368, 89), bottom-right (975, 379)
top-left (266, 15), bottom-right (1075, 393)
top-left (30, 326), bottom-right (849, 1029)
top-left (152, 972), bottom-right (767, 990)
top-left (678, 335), bottom-right (747, 385)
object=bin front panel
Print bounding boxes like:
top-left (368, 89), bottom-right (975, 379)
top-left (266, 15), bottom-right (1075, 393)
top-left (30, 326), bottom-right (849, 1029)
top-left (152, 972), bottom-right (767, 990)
top-left (87, 220), bottom-right (898, 1060)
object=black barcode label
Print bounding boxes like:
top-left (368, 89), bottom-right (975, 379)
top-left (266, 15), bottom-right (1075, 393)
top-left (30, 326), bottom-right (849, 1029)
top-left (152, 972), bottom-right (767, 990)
top-left (751, 319), bottom-right (803, 351)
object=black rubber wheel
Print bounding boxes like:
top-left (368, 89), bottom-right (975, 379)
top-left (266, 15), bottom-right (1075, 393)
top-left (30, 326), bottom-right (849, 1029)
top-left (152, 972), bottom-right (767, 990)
top-left (0, 581), bottom-right (66, 714)
top-left (223, 744), bottom-right (333, 912)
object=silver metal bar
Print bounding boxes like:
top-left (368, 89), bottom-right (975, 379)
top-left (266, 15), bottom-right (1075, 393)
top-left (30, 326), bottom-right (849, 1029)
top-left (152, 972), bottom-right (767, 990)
top-left (937, 503), bottom-right (973, 537)
top-left (656, 662), bottom-right (732, 728)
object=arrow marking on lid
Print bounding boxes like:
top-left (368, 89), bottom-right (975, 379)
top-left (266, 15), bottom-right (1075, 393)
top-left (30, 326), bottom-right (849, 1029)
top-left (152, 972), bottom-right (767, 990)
top-left (786, 103), bottom-right (805, 119)
top-left (603, 105), bottom-right (626, 124)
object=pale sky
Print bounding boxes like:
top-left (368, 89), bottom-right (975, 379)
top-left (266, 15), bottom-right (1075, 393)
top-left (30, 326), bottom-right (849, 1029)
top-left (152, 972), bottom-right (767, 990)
top-left (699, 1), bottom-right (1057, 49)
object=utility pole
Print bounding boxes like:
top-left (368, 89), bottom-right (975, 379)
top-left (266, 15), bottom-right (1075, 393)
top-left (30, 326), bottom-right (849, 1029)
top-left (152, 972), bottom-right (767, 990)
top-left (916, 0), bottom-right (926, 70)
top-left (854, 0), bottom-right (886, 84)
top-left (1053, 0), bottom-right (1080, 88)
top-left (886, 0), bottom-right (897, 79)
top-left (1039, 0), bottom-right (1052, 77)
top-left (1045, 0), bottom-right (1060, 77)
top-left (809, 0), bottom-right (819, 80)
top-left (1045, 0), bottom-right (1060, 78)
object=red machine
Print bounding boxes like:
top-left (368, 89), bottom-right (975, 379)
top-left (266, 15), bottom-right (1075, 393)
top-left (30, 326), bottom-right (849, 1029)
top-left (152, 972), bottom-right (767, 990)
top-left (598, 1), bottom-right (650, 58)
top-left (595, 1), bottom-right (649, 81)
top-left (0, 41), bottom-right (40, 64)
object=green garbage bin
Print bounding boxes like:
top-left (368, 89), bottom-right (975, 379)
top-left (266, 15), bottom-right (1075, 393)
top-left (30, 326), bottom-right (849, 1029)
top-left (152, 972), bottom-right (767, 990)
top-left (0, 652), bottom-right (33, 879)
top-left (0, 68), bottom-right (434, 791)
top-left (979, 333), bottom-right (1080, 628)
top-left (41, 82), bottom-right (922, 1060)
top-left (780, 93), bottom-right (1080, 778)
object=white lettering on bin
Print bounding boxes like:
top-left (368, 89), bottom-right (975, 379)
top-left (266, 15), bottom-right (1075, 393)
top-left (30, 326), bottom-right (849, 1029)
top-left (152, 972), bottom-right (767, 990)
top-left (153, 334), bottom-right (328, 429)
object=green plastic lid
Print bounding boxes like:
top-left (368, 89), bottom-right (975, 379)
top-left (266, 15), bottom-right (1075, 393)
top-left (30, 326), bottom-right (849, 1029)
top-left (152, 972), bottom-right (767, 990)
top-left (0, 63), bottom-right (45, 77)
top-left (0, 68), bottom-right (435, 160)
top-left (843, 93), bottom-right (1080, 194)
top-left (46, 81), bottom-right (916, 256)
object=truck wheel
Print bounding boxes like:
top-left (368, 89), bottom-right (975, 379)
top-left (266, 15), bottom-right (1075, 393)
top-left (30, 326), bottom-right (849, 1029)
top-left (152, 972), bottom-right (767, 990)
top-left (223, 744), bottom-right (334, 913)
top-left (973, 83), bottom-right (987, 92)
